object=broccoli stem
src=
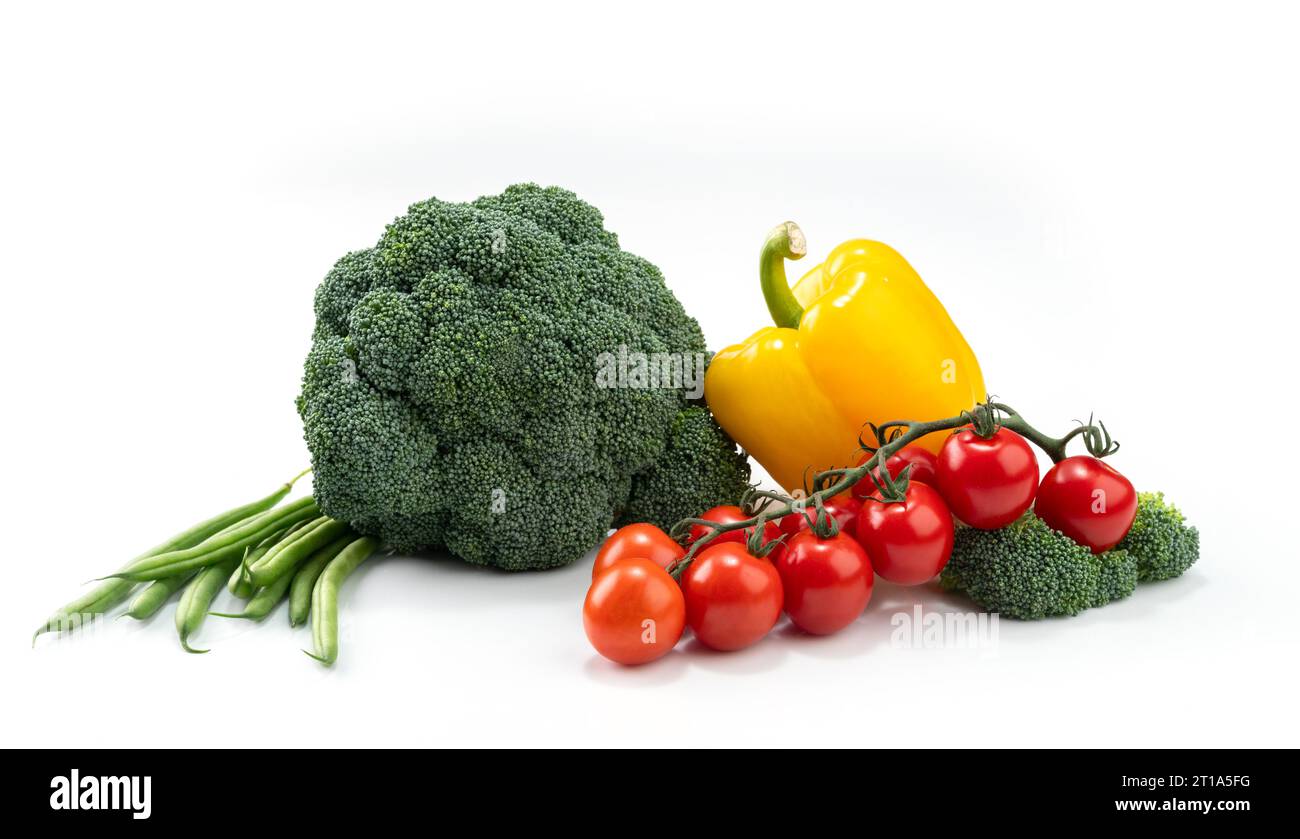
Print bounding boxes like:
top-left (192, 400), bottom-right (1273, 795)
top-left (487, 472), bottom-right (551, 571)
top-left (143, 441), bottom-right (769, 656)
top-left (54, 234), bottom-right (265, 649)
top-left (667, 401), bottom-right (1115, 579)
top-left (759, 221), bottom-right (808, 329)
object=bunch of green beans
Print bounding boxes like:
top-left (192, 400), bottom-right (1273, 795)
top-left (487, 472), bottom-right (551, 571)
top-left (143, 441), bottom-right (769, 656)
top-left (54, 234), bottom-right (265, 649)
top-left (105, 496), bottom-right (321, 582)
top-left (33, 471), bottom-right (310, 642)
top-left (35, 470), bottom-right (384, 664)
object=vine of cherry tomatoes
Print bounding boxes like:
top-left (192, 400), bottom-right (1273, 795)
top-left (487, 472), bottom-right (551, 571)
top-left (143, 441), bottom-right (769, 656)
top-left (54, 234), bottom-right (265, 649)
top-left (584, 427), bottom-right (1137, 665)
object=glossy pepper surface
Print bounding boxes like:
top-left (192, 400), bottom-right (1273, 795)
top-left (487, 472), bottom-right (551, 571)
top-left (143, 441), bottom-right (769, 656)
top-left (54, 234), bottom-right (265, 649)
top-left (704, 223), bottom-right (986, 493)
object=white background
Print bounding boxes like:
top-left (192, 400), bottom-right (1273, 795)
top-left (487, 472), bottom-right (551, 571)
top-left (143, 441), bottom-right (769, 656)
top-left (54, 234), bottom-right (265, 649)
top-left (3, 1), bottom-right (1297, 747)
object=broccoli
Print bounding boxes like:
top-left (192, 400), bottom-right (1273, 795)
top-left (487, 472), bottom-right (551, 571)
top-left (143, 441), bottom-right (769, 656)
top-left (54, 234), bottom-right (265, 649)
top-left (941, 494), bottom-right (1198, 619)
top-left (1117, 492), bottom-right (1200, 582)
top-left (1091, 548), bottom-right (1138, 608)
top-left (616, 406), bottom-right (752, 528)
top-left (298, 183), bottom-right (751, 570)
top-left (940, 515), bottom-right (1101, 619)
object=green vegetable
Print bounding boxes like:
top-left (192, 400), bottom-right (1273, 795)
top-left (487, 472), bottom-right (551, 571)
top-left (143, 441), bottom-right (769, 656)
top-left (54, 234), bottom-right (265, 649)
top-left (109, 497), bottom-right (320, 582)
top-left (33, 475), bottom-right (306, 642)
top-left (941, 514), bottom-right (1102, 619)
top-left (1117, 492), bottom-right (1200, 582)
top-left (245, 516), bottom-right (349, 588)
top-left (228, 520), bottom-right (312, 597)
top-left (210, 573), bottom-right (295, 622)
top-left (941, 494), bottom-right (1197, 619)
top-left (126, 572), bottom-right (198, 620)
top-left (614, 407), bottom-right (753, 529)
top-left (298, 183), bottom-right (750, 571)
top-left (175, 555), bottom-right (242, 654)
top-left (288, 534), bottom-right (355, 627)
top-left (305, 537), bottom-right (380, 666)
top-left (1090, 548), bottom-right (1138, 608)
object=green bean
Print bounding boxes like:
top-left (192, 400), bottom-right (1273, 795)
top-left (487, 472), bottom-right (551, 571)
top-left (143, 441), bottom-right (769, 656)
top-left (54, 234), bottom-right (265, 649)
top-left (210, 571), bottom-right (295, 621)
top-left (305, 537), bottom-right (380, 666)
top-left (109, 497), bottom-right (320, 582)
top-left (248, 517), bottom-right (349, 589)
top-left (175, 555), bottom-right (242, 653)
top-left (227, 520), bottom-right (310, 597)
top-left (33, 471), bottom-right (309, 643)
top-left (243, 515), bottom-right (328, 583)
top-left (125, 571), bottom-right (198, 620)
top-left (288, 533), bottom-right (355, 627)
top-left (227, 553), bottom-right (258, 599)
top-left (214, 520), bottom-right (337, 618)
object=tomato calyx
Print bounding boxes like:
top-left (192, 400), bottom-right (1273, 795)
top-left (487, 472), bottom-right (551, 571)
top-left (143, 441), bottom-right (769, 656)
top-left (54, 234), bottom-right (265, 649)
top-left (857, 460), bottom-right (914, 504)
top-left (782, 494), bottom-right (845, 539)
top-left (856, 423), bottom-right (922, 486)
top-left (965, 402), bottom-right (1001, 439)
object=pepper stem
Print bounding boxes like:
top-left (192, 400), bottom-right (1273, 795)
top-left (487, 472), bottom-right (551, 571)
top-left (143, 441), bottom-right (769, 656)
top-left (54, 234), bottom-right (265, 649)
top-left (760, 221), bottom-right (807, 329)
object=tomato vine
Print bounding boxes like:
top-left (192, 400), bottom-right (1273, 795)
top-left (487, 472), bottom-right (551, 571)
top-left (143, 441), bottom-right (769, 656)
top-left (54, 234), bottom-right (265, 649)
top-left (666, 400), bottom-right (1119, 579)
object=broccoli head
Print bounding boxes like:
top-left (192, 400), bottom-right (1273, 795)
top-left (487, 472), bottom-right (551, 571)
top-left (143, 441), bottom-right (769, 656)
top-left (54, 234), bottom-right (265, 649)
top-left (298, 183), bottom-right (750, 570)
top-left (942, 513), bottom-right (1120, 619)
top-left (1117, 492), bottom-right (1200, 582)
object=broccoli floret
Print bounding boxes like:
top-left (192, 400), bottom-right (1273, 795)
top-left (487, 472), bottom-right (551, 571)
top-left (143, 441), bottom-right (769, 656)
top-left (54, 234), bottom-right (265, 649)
top-left (940, 514), bottom-right (1100, 619)
top-left (1117, 492), bottom-right (1199, 582)
top-left (1091, 548), bottom-right (1138, 608)
top-left (616, 406), bottom-right (753, 528)
top-left (299, 183), bottom-right (750, 570)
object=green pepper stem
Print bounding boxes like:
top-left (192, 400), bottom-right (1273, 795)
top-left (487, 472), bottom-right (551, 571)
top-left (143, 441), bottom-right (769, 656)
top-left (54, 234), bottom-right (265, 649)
top-left (760, 222), bottom-right (807, 329)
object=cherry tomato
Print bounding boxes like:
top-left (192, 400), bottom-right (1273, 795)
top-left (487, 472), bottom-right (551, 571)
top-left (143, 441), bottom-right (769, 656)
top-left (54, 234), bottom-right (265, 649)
top-left (1034, 456), bottom-right (1138, 553)
top-left (584, 557), bottom-right (686, 665)
top-left (778, 494), bottom-right (861, 539)
top-left (935, 428), bottom-right (1039, 529)
top-left (681, 542), bottom-right (783, 651)
top-left (773, 530), bottom-right (873, 635)
top-left (855, 483), bottom-right (955, 585)
top-left (592, 522), bottom-right (686, 579)
top-left (687, 505), bottom-right (782, 551)
top-left (852, 446), bottom-right (939, 499)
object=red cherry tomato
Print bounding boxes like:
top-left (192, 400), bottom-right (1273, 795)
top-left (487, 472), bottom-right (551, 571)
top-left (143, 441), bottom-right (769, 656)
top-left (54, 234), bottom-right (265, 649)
top-left (688, 505), bottom-right (782, 550)
top-left (935, 428), bottom-right (1039, 529)
top-left (1034, 456), bottom-right (1138, 553)
top-left (778, 494), bottom-right (861, 539)
top-left (584, 557), bottom-right (686, 665)
top-left (681, 542), bottom-right (783, 651)
top-left (855, 483), bottom-right (955, 585)
top-left (773, 530), bottom-right (873, 635)
top-left (592, 523), bottom-right (685, 579)
top-left (852, 446), bottom-right (939, 500)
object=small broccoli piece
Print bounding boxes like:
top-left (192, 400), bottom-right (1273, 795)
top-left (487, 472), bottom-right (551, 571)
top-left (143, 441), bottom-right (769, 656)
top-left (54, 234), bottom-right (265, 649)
top-left (1091, 548), bottom-right (1138, 608)
top-left (299, 183), bottom-right (751, 570)
top-left (1117, 492), bottom-right (1199, 582)
top-left (940, 514), bottom-right (1099, 619)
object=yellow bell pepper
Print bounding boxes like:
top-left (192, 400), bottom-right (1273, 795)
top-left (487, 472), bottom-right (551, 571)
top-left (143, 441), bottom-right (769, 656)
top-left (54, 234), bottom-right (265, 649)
top-left (705, 223), bottom-right (986, 493)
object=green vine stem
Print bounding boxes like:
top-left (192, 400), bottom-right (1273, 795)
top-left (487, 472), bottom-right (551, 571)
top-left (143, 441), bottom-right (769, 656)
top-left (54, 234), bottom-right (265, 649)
top-left (666, 400), bottom-right (1117, 580)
